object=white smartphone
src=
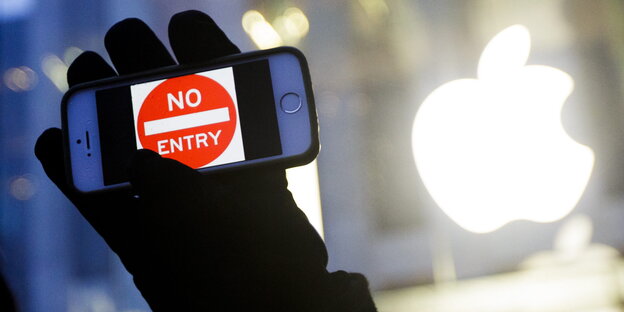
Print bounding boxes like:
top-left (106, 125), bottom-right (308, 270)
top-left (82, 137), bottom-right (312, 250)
top-left (62, 47), bottom-right (318, 193)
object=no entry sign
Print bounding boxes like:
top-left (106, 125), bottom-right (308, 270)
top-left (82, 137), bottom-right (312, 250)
top-left (131, 67), bottom-right (245, 169)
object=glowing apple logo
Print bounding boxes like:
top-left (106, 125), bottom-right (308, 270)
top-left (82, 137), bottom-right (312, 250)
top-left (412, 25), bottom-right (595, 233)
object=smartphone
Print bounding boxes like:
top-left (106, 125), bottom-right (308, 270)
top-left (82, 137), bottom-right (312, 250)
top-left (62, 47), bottom-right (318, 193)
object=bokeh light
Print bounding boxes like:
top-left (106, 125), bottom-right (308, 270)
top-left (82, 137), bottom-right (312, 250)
top-left (242, 10), bottom-right (283, 49)
top-left (41, 54), bottom-right (69, 92)
top-left (9, 175), bottom-right (36, 201)
top-left (3, 66), bottom-right (37, 92)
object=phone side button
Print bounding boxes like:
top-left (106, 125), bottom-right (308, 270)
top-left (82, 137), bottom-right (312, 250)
top-left (280, 93), bottom-right (302, 114)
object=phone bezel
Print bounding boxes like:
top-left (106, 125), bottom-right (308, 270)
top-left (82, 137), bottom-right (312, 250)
top-left (62, 47), bottom-right (318, 193)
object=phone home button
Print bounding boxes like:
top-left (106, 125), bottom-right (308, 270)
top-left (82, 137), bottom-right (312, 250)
top-left (280, 93), bottom-right (302, 114)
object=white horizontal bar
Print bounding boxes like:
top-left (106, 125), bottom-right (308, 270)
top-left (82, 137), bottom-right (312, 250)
top-left (144, 107), bottom-right (230, 135)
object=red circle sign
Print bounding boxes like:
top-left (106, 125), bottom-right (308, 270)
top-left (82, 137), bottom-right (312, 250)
top-left (136, 74), bottom-right (237, 168)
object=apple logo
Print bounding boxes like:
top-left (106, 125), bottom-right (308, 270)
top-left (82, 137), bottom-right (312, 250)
top-left (411, 25), bottom-right (595, 233)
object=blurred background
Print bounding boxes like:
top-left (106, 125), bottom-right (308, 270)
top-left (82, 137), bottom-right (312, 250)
top-left (2, 0), bottom-right (624, 311)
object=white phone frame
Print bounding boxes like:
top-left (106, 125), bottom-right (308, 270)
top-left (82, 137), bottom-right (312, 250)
top-left (63, 47), bottom-right (318, 193)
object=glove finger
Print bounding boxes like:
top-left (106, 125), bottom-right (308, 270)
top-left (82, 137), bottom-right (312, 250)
top-left (105, 18), bottom-right (176, 75)
top-left (168, 10), bottom-right (240, 64)
top-left (35, 128), bottom-right (73, 195)
top-left (67, 51), bottom-right (117, 87)
top-left (128, 150), bottom-right (221, 262)
top-left (129, 149), bottom-right (215, 217)
top-left (213, 168), bottom-right (288, 193)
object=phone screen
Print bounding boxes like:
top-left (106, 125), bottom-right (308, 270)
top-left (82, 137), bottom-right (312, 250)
top-left (95, 60), bottom-right (282, 186)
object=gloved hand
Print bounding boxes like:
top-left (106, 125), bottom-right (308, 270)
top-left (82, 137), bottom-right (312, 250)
top-left (35, 10), bottom-right (376, 311)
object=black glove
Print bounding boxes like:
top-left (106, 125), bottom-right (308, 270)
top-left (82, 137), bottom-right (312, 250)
top-left (35, 10), bottom-right (376, 311)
